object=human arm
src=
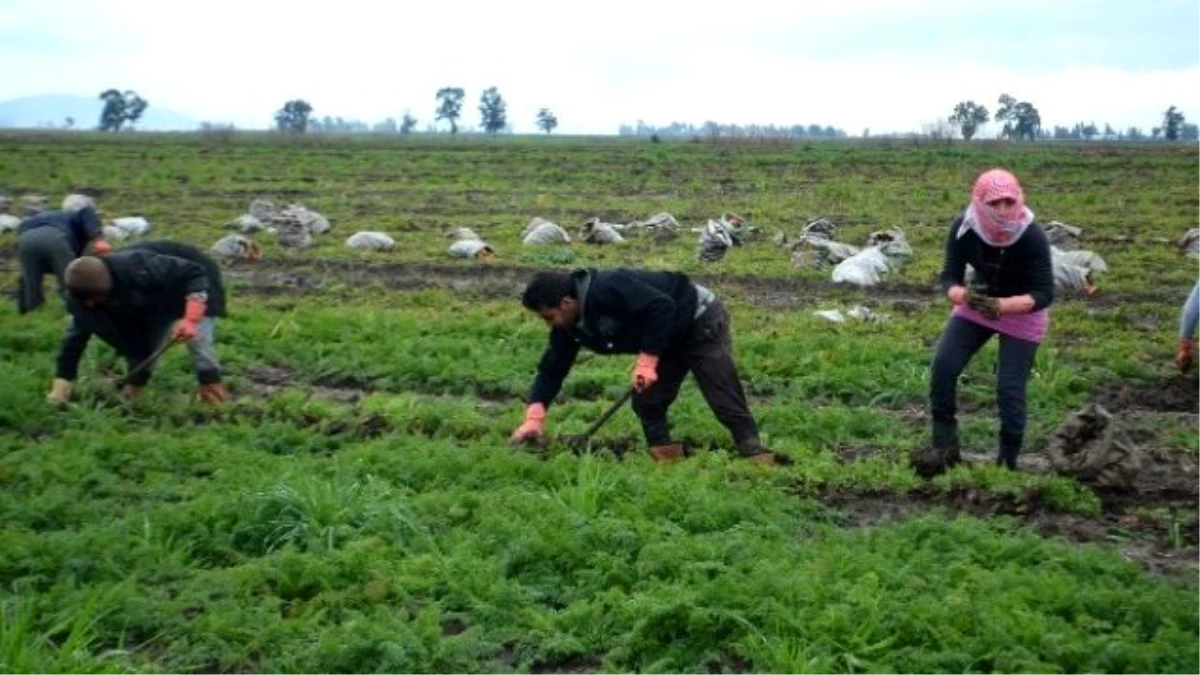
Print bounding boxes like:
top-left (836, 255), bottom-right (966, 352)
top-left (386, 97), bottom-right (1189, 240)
top-left (73, 207), bottom-right (110, 254)
top-left (49, 317), bottom-right (93, 404)
top-left (1179, 281), bottom-right (1200, 341)
top-left (121, 251), bottom-right (210, 339)
top-left (1176, 282), bottom-right (1199, 372)
top-left (995, 227), bottom-right (1055, 314)
top-left (513, 330), bottom-right (582, 443)
top-left (528, 329), bottom-right (582, 407)
top-left (939, 217), bottom-right (969, 305)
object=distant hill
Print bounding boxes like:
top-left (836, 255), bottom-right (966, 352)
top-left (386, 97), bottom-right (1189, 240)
top-left (0, 93), bottom-right (200, 131)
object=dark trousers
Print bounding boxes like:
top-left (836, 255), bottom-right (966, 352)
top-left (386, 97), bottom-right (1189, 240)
top-left (17, 226), bottom-right (74, 313)
top-left (631, 299), bottom-right (760, 451)
top-left (930, 316), bottom-right (1039, 444)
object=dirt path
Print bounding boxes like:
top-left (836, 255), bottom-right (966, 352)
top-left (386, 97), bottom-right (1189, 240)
top-left (207, 258), bottom-right (1169, 309)
top-left (0, 251), bottom-right (1175, 308)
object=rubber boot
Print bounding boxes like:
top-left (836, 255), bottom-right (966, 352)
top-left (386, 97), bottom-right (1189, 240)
top-left (737, 438), bottom-right (792, 466)
top-left (997, 432), bottom-right (1021, 470)
top-left (913, 416), bottom-right (960, 478)
top-left (649, 443), bottom-right (685, 464)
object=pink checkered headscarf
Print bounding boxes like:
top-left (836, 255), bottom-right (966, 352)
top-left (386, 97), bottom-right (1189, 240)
top-left (957, 168), bottom-right (1035, 247)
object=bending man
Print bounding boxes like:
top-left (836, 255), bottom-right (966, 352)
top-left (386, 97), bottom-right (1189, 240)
top-left (16, 205), bottom-right (110, 313)
top-left (511, 267), bottom-right (783, 465)
top-left (47, 242), bottom-right (229, 406)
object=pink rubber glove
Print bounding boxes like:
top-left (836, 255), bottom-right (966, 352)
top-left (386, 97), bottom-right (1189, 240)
top-left (510, 403), bottom-right (546, 444)
top-left (947, 285), bottom-right (967, 305)
top-left (632, 352), bottom-right (659, 393)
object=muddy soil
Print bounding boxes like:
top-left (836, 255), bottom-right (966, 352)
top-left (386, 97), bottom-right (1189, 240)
top-left (242, 364), bottom-right (369, 404)
top-left (208, 256), bottom-right (1173, 309)
top-left (0, 252), bottom-right (1173, 308)
top-left (1092, 376), bottom-right (1199, 414)
top-left (832, 422), bottom-right (1198, 578)
top-left (220, 257), bottom-right (944, 309)
top-left (819, 484), bottom-right (1198, 577)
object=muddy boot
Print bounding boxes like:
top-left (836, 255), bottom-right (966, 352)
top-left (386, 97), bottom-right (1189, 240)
top-left (737, 438), bottom-right (793, 466)
top-left (649, 443), bottom-right (685, 464)
top-left (198, 382), bottom-right (229, 405)
top-left (912, 417), bottom-right (960, 478)
top-left (997, 432), bottom-right (1021, 470)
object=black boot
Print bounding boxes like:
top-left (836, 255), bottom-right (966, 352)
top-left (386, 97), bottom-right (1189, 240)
top-left (932, 418), bottom-right (960, 458)
top-left (736, 437), bottom-right (793, 466)
top-left (913, 416), bottom-right (961, 478)
top-left (997, 432), bottom-right (1021, 470)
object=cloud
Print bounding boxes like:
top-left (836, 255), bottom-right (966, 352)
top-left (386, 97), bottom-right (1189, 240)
top-left (0, 0), bottom-right (1196, 133)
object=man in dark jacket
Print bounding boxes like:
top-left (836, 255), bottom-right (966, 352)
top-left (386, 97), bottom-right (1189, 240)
top-left (46, 242), bottom-right (229, 406)
top-left (16, 206), bottom-right (111, 313)
top-left (511, 267), bottom-right (782, 465)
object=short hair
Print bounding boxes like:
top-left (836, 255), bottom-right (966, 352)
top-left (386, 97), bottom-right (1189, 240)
top-left (521, 271), bottom-right (575, 311)
top-left (63, 256), bottom-right (112, 296)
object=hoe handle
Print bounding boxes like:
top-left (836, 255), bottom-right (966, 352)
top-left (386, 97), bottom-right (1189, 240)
top-left (578, 387), bottom-right (634, 441)
top-left (116, 338), bottom-right (177, 389)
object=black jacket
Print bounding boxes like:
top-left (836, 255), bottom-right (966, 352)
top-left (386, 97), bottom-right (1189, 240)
top-left (55, 246), bottom-right (222, 380)
top-left (125, 241), bottom-right (227, 317)
top-left (529, 267), bottom-right (700, 406)
top-left (17, 207), bottom-right (104, 256)
top-left (939, 215), bottom-right (1055, 311)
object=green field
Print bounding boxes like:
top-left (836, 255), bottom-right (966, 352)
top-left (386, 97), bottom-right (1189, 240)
top-left (0, 132), bottom-right (1197, 673)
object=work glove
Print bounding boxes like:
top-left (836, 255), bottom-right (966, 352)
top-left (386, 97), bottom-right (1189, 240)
top-left (1176, 338), bottom-right (1196, 373)
top-left (947, 285), bottom-right (967, 306)
top-left (91, 239), bottom-right (112, 256)
top-left (46, 378), bottom-right (73, 406)
top-left (510, 403), bottom-right (546, 444)
top-left (966, 289), bottom-right (1002, 320)
top-left (121, 384), bottom-right (143, 399)
top-left (632, 352), bottom-right (659, 393)
top-left (172, 298), bottom-right (207, 342)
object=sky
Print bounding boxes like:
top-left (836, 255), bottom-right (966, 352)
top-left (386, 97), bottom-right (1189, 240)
top-left (1, 0), bottom-right (1197, 135)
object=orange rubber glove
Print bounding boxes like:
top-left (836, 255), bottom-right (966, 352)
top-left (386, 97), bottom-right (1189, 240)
top-left (510, 403), bottom-right (547, 444)
top-left (172, 298), bottom-right (207, 342)
top-left (91, 239), bottom-right (112, 256)
top-left (632, 352), bottom-right (659, 393)
top-left (1176, 338), bottom-right (1196, 373)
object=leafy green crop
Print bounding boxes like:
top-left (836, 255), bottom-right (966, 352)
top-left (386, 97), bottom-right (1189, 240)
top-left (0, 131), bottom-right (1195, 673)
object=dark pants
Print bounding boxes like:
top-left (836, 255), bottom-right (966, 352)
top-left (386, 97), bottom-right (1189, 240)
top-left (65, 316), bottom-right (223, 387)
top-left (17, 226), bottom-right (74, 313)
top-left (930, 316), bottom-right (1039, 447)
top-left (631, 299), bottom-right (760, 452)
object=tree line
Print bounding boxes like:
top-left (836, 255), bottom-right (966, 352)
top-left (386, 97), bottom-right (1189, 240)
top-left (617, 121), bottom-right (848, 139)
top-left (948, 95), bottom-right (1196, 141)
top-left (274, 87), bottom-right (558, 136)
top-left (84, 86), bottom-right (1196, 142)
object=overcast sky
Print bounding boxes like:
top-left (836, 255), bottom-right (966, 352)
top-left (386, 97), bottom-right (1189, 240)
top-left (1, 0), bottom-right (1197, 135)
